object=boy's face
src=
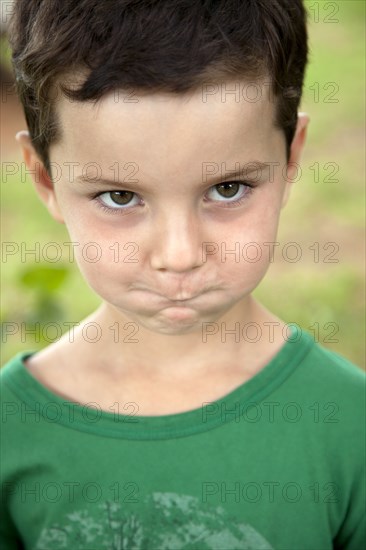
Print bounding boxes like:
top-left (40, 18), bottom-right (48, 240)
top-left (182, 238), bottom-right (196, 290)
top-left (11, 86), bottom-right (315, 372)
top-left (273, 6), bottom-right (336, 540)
top-left (18, 79), bottom-right (308, 336)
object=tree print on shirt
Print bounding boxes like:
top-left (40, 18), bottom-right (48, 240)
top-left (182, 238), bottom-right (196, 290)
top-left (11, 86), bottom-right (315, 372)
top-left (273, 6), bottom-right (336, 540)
top-left (36, 491), bottom-right (273, 549)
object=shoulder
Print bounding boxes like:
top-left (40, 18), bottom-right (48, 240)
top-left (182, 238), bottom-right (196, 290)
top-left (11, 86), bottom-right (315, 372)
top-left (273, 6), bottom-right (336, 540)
top-left (0, 351), bottom-right (34, 431)
top-left (288, 333), bottom-right (365, 439)
top-left (278, 331), bottom-right (366, 441)
top-left (0, 350), bottom-right (34, 387)
top-left (294, 332), bottom-right (365, 394)
top-left (0, 338), bottom-right (87, 403)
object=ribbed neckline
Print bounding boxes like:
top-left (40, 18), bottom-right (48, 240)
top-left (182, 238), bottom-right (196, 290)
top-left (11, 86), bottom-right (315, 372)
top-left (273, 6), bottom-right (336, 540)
top-left (1, 328), bottom-right (314, 440)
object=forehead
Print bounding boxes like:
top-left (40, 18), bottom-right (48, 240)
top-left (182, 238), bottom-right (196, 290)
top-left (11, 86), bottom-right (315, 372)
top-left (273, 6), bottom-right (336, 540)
top-left (51, 79), bottom-right (283, 175)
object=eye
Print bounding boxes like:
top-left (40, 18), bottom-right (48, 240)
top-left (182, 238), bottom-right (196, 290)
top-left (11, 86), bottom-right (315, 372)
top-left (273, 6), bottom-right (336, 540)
top-left (206, 181), bottom-right (254, 206)
top-left (96, 190), bottom-right (140, 210)
top-left (92, 180), bottom-right (254, 215)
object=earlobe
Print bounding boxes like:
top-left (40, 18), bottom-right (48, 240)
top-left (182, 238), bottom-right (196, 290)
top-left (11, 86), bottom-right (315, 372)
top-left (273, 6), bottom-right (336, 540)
top-left (15, 131), bottom-right (65, 224)
top-left (281, 181), bottom-right (292, 209)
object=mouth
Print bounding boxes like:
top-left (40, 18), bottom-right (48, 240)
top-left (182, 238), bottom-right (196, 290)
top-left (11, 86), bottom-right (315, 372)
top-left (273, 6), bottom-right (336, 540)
top-left (133, 288), bottom-right (210, 304)
top-left (163, 294), bottom-right (201, 302)
top-left (153, 293), bottom-right (201, 305)
top-left (154, 289), bottom-right (213, 302)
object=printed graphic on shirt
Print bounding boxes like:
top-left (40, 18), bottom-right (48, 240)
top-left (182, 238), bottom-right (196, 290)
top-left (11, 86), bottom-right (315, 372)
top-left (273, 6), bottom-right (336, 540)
top-left (35, 491), bottom-right (273, 549)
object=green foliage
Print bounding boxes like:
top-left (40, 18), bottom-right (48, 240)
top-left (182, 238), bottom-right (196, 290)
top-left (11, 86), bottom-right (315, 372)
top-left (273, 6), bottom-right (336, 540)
top-left (20, 265), bottom-right (69, 293)
top-left (19, 265), bottom-right (69, 328)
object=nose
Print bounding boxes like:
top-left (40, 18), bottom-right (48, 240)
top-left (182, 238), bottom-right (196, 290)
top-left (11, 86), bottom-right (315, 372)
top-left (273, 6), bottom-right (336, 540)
top-left (149, 208), bottom-right (204, 273)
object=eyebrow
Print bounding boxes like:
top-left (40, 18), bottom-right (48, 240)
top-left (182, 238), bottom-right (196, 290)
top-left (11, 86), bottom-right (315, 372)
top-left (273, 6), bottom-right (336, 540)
top-left (74, 161), bottom-right (270, 189)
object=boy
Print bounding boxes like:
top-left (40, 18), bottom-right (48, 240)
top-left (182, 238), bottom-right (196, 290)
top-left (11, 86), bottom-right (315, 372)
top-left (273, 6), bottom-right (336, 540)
top-left (1, 0), bottom-right (365, 548)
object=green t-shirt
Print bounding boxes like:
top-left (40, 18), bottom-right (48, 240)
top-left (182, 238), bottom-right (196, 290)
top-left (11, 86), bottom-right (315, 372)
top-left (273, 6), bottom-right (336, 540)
top-left (1, 330), bottom-right (365, 550)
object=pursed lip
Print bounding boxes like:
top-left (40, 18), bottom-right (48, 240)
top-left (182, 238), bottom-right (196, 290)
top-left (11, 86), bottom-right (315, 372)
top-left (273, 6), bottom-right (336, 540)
top-left (161, 293), bottom-right (202, 302)
top-left (133, 287), bottom-right (211, 303)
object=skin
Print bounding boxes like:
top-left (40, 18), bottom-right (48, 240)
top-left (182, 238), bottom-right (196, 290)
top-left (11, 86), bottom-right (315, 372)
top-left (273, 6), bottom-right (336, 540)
top-left (16, 79), bottom-right (309, 414)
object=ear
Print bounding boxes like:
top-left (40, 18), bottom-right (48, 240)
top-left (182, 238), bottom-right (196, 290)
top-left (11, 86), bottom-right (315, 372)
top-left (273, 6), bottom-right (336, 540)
top-left (281, 112), bottom-right (310, 208)
top-left (15, 130), bottom-right (65, 224)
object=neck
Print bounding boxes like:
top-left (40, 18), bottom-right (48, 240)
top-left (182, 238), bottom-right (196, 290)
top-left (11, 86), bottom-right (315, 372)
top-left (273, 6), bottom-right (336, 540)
top-left (70, 296), bottom-right (287, 380)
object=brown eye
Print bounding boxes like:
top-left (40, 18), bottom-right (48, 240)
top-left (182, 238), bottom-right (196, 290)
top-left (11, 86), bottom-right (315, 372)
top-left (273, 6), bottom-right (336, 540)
top-left (109, 191), bottom-right (134, 205)
top-left (215, 182), bottom-right (240, 198)
top-left (206, 180), bottom-right (253, 206)
top-left (96, 190), bottom-right (140, 211)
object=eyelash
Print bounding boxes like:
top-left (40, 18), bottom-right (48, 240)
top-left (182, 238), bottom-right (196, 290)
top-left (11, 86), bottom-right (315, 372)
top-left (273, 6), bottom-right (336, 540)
top-left (91, 181), bottom-right (255, 215)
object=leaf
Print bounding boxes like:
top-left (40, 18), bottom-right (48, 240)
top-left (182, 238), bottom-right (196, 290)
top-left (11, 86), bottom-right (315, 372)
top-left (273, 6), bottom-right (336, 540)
top-left (19, 265), bottom-right (69, 293)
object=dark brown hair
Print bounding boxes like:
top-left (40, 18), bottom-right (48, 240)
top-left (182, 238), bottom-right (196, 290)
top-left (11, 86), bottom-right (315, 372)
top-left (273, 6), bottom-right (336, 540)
top-left (8, 0), bottom-right (308, 174)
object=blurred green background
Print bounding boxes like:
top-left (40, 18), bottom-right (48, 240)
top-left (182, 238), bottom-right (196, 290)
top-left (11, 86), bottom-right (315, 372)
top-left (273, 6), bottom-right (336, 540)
top-left (1, 0), bottom-right (365, 368)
